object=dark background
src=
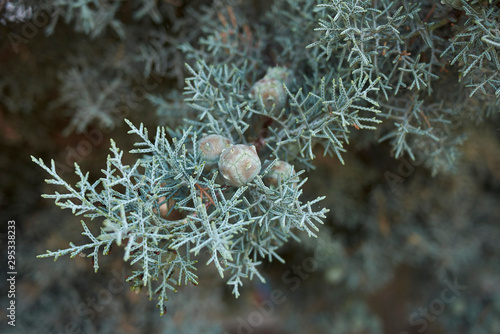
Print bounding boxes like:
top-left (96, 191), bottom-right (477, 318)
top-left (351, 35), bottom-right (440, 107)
top-left (1, 1), bottom-right (500, 333)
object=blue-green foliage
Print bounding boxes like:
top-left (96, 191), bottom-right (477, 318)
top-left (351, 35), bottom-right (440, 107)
top-left (33, 117), bottom-right (327, 312)
top-left (13, 0), bottom-right (499, 318)
top-left (442, 0), bottom-right (500, 98)
top-left (0, 0), bottom-right (202, 131)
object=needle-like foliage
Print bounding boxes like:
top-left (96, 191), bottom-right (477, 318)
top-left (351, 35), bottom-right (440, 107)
top-left (33, 119), bottom-right (328, 313)
top-left (16, 0), bottom-right (499, 316)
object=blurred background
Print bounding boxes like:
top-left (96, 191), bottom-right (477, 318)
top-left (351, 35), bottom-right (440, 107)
top-left (1, 1), bottom-right (500, 333)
